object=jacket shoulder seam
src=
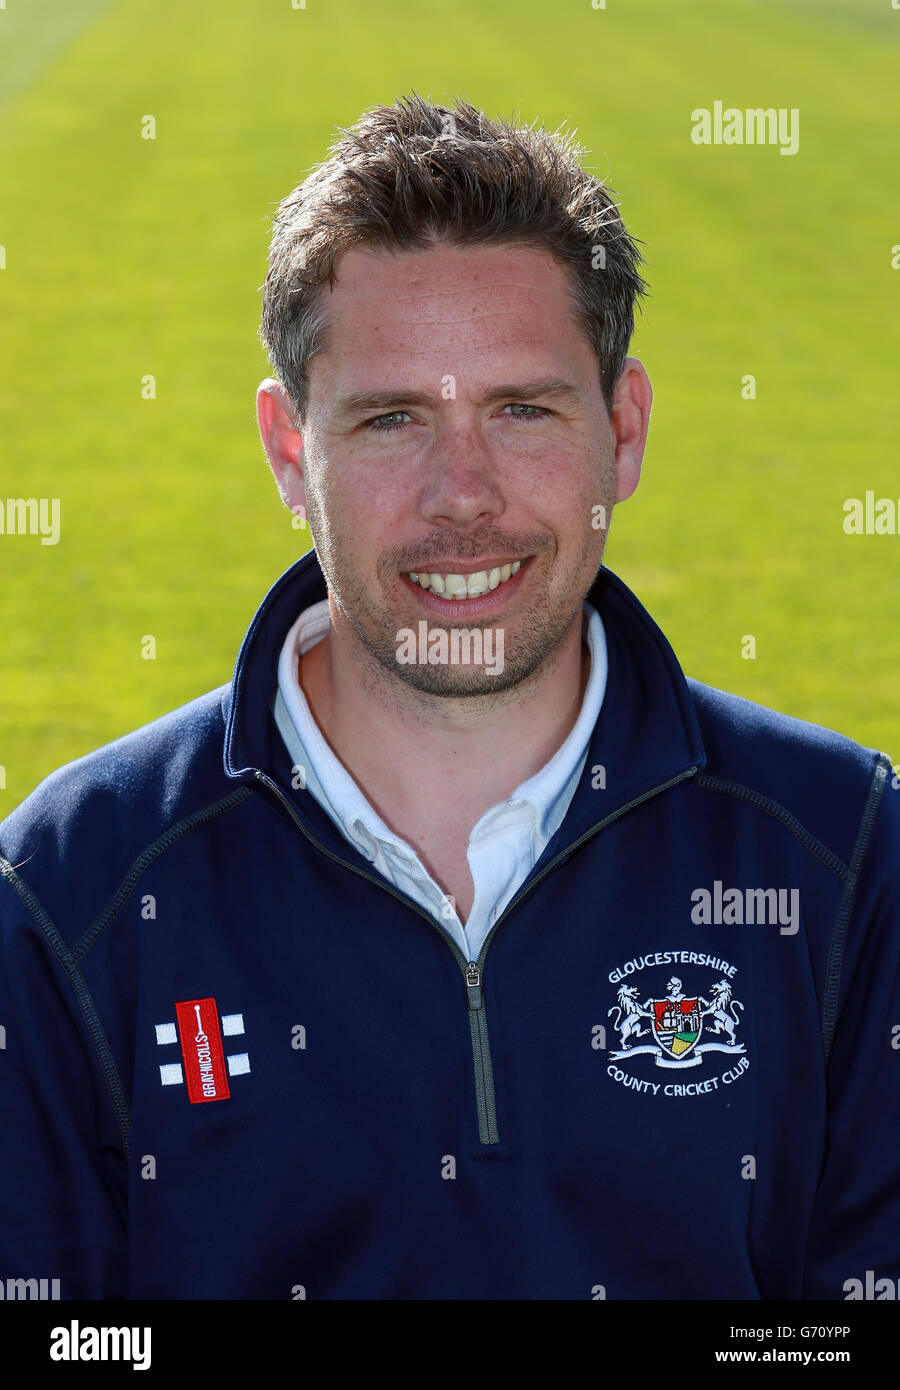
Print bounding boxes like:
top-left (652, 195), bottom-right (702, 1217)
top-left (73, 786), bottom-right (253, 960)
top-left (821, 754), bottom-right (891, 1063)
top-left (693, 773), bottom-right (851, 880)
top-left (0, 855), bottom-right (132, 1162)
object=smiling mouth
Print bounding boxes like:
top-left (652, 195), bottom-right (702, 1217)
top-left (404, 560), bottom-right (525, 601)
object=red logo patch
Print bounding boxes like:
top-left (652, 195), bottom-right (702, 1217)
top-left (174, 997), bottom-right (231, 1103)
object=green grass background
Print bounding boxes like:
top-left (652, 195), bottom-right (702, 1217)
top-left (1, 0), bottom-right (898, 811)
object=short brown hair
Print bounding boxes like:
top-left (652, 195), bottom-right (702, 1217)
top-left (260, 91), bottom-right (649, 423)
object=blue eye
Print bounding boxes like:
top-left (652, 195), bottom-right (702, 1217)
top-left (367, 412), bottom-right (412, 433)
top-left (366, 404), bottom-right (548, 432)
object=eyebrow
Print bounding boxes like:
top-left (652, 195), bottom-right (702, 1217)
top-left (332, 377), bottom-right (583, 421)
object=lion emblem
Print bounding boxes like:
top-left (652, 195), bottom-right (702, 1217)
top-left (701, 979), bottom-right (744, 1045)
top-left (607, 984), bottom-right (653, 1048)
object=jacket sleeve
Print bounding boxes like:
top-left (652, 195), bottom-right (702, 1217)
top-left (802, 758), bottom-right (900, 1299)
top-left (0, 864), bottom-right (128, 1299)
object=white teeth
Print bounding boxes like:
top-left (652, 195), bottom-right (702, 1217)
top-left (406, 560), bottom-right (526, 599)
top-left (465, 570), bottom-right (490, 597)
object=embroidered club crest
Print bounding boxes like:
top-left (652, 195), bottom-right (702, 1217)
top-left (608, 973), bottom-right (746, 1070)
top-left (651, 992), bottom-right (702, 1061)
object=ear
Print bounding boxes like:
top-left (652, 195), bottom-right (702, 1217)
top-left (256, 378), bottom-right (307, 521)
top-left (609, 357), bottom-right (652, 504)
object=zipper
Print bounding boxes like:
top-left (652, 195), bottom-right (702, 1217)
top-left (465, 962), bottom-right (498, 1143)
top-left (249, 764), bottom-right (698, 1146)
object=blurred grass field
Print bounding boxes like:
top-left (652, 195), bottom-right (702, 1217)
top-left (1, 0), bottom-right (898, 812)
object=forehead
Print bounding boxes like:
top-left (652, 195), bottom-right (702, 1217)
top-left (311, 240), bottom-right (592, 390)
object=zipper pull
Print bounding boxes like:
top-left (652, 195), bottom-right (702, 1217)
top-left (465, 962), bottom-right (483, 1009)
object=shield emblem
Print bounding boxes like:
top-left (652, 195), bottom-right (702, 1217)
top-left (651, 997), bottom-right (702, 1060)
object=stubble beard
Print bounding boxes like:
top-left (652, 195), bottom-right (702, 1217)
top-left (306, 492), bottom-right (608, 702)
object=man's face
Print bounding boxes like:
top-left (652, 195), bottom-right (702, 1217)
top-left (274, 240), bottom-right (643, 696)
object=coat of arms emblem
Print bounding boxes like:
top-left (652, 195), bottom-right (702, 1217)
top-left (608, 975), bottom-right (745, 1069)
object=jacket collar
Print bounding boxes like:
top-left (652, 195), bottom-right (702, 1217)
top-left (223, 547), bottom-right (707, 855)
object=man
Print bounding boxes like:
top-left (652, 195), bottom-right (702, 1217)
top-left (1, 93), bottom-right (898, 1301)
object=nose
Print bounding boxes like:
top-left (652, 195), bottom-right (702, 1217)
top-left (417, 422), bottom-right (505, 531)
